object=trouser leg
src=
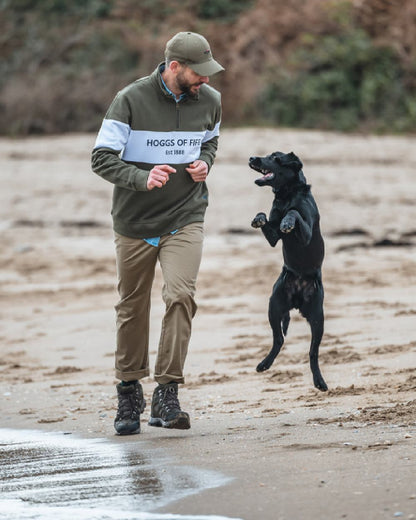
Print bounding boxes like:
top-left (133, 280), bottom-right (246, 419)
top-left (155, 222), bottom-right (204, 384)
top-left (114, 232), bottom-right (158, 381)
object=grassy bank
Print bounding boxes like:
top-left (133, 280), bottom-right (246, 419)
top-left (1, 0), bottom-right (415, 134)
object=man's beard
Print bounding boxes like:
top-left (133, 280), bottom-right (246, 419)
top-left (176, 71), bottom-right (201, 99)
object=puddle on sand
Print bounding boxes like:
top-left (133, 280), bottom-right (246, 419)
top-left (0, 429), bottom-right (240, 520)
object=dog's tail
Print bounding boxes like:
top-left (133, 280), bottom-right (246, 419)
top-left (282, 312), bottom-right (290, 336)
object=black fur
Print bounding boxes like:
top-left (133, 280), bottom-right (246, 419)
top-left (250, 151), bottom-right (327, 391)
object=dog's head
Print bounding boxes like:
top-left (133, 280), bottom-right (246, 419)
top-left (249, 151), bottom-right (306, 190)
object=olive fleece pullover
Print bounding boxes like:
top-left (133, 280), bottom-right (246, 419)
top-left (91, 63), bottom-right (222, 239)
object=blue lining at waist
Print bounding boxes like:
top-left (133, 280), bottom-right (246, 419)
top-left (144, 230), bottom-right (178, 247)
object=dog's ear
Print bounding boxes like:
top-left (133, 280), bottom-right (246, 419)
top-left (283, 152), bottom-right (303, 173)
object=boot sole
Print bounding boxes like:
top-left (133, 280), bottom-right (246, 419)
top-left (148, 415), bottom-right (190, 429)
top-left (114, 426), bottom-right (141, 435)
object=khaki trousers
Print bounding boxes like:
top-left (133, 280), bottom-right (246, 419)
top-left (114, 222), bottom-right (204, 384)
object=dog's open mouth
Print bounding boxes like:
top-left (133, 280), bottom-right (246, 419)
top-left (258, 171), bottom-right (275, 181)
top-left (254, 169), bottom-right (275, 184)
top-left (249, 163), bottom-right (275, 183)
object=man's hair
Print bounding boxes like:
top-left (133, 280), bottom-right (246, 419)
top-left (165, 58), bottom-right (186, 68)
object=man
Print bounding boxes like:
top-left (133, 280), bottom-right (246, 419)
top-left (91, 32), bottom-right (224, 435)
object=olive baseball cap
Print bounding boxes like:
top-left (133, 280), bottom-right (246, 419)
top-left (165, 31), bottom-right (224, 76)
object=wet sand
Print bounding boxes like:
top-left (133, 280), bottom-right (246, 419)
top-left (0, 429), bottom-right (233, 520)
top-left (1, 129), bottom-right (415, 519)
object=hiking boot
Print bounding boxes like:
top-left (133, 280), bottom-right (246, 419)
top-left (148, 382), bottom-right (190, 429)
top-left (114, 381), bottom-right (146, 435)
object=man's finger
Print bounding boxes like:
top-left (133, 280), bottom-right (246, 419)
top-left (157, 164), bottom-right (176, 174)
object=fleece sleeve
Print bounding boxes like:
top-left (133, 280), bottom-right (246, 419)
top-left (198, 97), bottom-right (222, 171)
top-left (199, 134), bottom-right (219, 171)
top-left (91, 93), bottom-right (149, 192)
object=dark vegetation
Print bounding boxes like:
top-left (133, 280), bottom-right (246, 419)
top-left (1, 0), bottom-right (416, 135)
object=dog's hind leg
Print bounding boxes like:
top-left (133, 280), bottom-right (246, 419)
top-left (282, 312), bottom-right (290, 336)
top-left (302, 291), bottom-right (327, 391)
top-left (308, 312), bottom-right (327, 391)
top-left (257, 278), bottom-right (288, 372)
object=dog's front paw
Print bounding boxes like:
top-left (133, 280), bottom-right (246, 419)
top-left (280, 214), bottom-right (296, 234)
top-left (251, 212), bottom-right (267, 228)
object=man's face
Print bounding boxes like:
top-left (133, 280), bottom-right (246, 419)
top-left (175, 64), bottom-right (209, 98)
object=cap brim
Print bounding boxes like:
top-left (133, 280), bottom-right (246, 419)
top-left (189, 59), bottom-right (224, 76)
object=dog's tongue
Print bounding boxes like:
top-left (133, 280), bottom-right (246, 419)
top-left (259, 172), bottom-right (274, 181)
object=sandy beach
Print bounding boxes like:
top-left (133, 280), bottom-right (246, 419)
top-left (1, 128), bottom-right (415, 519)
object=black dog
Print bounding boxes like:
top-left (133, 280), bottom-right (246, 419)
top-left (250, 151), bottom-right (327, 391)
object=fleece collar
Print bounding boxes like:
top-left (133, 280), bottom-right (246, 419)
top-left (154, 63), bottom-right (200, 103)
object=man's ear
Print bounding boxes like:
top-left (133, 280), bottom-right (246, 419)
top-left (168, 60), bottom-right (182, 73)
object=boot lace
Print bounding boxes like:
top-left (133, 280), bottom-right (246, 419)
top-left (117, 386), bottom-right (144, 420)
top-left (159, 385), bottom-right (181, 414)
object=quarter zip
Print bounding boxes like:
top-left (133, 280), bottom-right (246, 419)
top-left (175, 101), bottom-right (180, 129)
top-left (158, 63), bottom-right (189, 131)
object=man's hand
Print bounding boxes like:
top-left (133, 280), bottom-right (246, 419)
top-left (147, 165), bottom-right (176, 190)
top-left (186, 160), bottom-right (208, 182)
